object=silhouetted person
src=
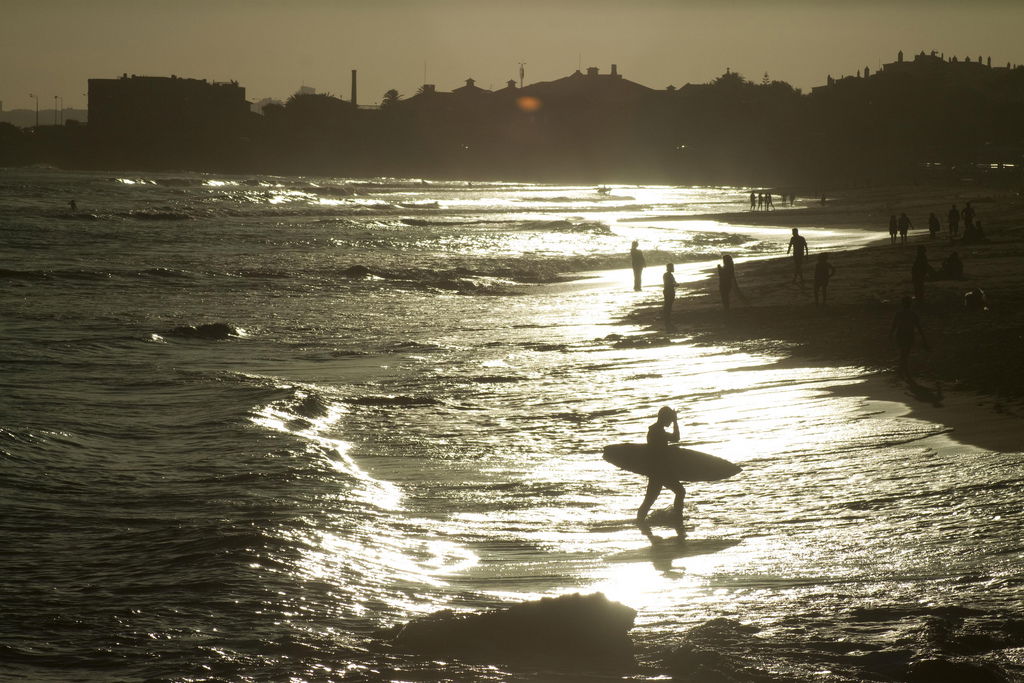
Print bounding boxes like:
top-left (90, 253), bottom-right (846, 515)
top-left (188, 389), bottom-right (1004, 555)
top-left (964, 287), bottom-right (988, 312)
top-left (636, 406), bottom-right (685, 524)
top-left (630, 240), bottom-right (646, 291)
top-left (947, 204), bottom-right (960, 238)
top-left (928, 212), bottom-right (940, 239)
top-left (962, 201), bottom-right (976, 233)
top-left (787, 228), bottom-right (809, 284)
top-left (897, 212), bottom-right (912, 245)
top-left (68, 199), bottom-right (77, 212)
top-left (963, 218), bottom-right (986, 244)
top-left (938, 251), bottom-right (963, 280)
top-left (890, 296), bottom-right (928, 380)
top-left (813, 253), bottom-right (836, 306)
top-left (911, 245), bottom-right (932, 302)
top-left (749, 191), bottom-right (756, 210)
top-left (788, 192), bottom-right (796, 206)
top-left (717, 254), bottom-right (742, 310)
top-left (765, 193), bottom-right (774, 211)
top-left (663, 263), bottom-right (676, 331)
top-left (888, 214), bottom-right (898, 245)
top-left (756, 193), bottom-right (764, 211)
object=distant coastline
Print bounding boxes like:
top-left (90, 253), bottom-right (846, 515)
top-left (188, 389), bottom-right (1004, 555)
top-left (3, 50), bottom-right (1023, 186)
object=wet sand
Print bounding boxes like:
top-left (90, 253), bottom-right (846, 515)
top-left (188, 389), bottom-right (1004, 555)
top-left (628, 184), bottom-right (1024, 451)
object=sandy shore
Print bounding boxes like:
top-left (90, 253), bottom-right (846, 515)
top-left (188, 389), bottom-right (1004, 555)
top-left (627, 184), bottom-right (1024, 450)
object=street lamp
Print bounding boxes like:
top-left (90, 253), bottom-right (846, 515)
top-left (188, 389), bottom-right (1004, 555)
top-left (53, 95), bottom-right (59, 125)
top-left (29, 93), bottom-right (38, 127)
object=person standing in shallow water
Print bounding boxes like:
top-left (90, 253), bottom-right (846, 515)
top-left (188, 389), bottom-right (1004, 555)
top-left (630, 240), bottom-right (646, 291)
top-left (888, 215), bottom-right (898, 245)
top-left (636, 406), bottom-right (686, 524)
top-left (662, 263), bottom-right (676, 331)
top-left (890, 296), bottom-right (929, 380)
top-left (717, 254), bottom-right (742, 310)
top-left (813, 253), bottom-right (836, 306)
top-left (897, 213), bottom-right (912, 246)
top-left (787, 228), bottom-right (809, 284)
top-left (928, 212), bottom-right (940, 239)
top-left (948, 204), bottom-right (960, 239)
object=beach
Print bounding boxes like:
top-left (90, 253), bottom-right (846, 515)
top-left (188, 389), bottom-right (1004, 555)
top-left (2, 170), bottom-right (1022, 681)
top-left (628, 184), bottom-right (1024, 449)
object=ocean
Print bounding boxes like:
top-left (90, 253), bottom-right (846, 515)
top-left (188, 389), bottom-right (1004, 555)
top-left (2, 168), bottom-right (1021, 681)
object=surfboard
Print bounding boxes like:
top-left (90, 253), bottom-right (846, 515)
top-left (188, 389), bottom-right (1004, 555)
top-left (602, 443), bottom-right (741, 482)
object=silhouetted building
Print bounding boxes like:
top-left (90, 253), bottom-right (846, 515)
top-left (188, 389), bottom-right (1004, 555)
top-left (88, 74), bottom-right (249, 139)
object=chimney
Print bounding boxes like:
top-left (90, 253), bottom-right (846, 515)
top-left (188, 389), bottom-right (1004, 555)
top-left (351, 70), bottom-right (358, 106)
top-left (611, 64), bottom-right (618, 76)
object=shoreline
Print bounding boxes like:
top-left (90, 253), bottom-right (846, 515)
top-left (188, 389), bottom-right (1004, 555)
top-left (624, 184), bottom-right (1024, 452)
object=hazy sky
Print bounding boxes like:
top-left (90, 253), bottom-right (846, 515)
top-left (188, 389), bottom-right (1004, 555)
top-left (3, 0), bottom-right (1023, 110)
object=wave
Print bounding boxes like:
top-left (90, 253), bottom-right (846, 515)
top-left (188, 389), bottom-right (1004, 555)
top-left (347, 395), bottom-right (442, 407)
top-left (119, 209), bottom-right (197, 221)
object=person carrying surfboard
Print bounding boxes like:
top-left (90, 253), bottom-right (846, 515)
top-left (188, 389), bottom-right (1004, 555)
top-left (636, 406), bottom-right (686, 524)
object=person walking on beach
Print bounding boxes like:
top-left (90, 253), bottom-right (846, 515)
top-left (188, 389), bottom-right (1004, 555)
top-left (662, 263), bottom-right (676, 331)
top-left (787, 228), bottom-right (809, 284)
top-left (897, 213), bottom-right (913, 245)
top-left (756, 193), bottom-right (764, 211)
top-left (749, 191), bottom-right (756, 210)
top-left (928, 212), bottom-right (940, 240)
top-left (911, 245), bottom-right (932, 302)
top-left (888, 214), bottom-right (898, 245)
top-left (890, 296), bottom-right (928, 381)
top-left (630, 240), bottom-right (646, 291)
top-left (813, 253), bottom-right (836, 306)
top-left (717, 254), bottom-right (743, 311)
top-left (947, 204), bottom-right (960, 239)
top-left (636, 406), bottom-right (686, 524)
top-left (765, 193), bottom-right (774, 211)
top-left (962, 202), bottom-right (976, 233)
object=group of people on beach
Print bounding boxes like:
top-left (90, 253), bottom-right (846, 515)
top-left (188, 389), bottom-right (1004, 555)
top-left (748, 191), bottom-right (796, 211)
top-left (631, 227), bottom-right (839, 336)
top-left (889, 201), bottom-right (986, 244)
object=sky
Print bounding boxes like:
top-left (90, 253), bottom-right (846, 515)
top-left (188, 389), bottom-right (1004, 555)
top-left (3, 0), bottom-right (1023, 111)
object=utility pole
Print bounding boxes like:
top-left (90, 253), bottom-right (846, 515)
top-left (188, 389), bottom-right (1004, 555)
top-left (518, 62), bottom-right (525, 88)
top-left (29, 93), bottom-right (38, 127)
top-left (53, 96), bottom-right (58, 125)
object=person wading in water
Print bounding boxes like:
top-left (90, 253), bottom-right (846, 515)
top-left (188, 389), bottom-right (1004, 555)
top-left (636, 406), bottom-right (686, 525)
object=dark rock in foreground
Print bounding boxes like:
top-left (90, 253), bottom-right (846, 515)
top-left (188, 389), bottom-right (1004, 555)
top-left (383, 592), bottom-right (636, 668)
top-left (167, 322), bottom-right (239, 340)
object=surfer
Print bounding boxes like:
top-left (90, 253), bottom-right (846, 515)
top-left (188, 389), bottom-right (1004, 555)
top-left (636, 406), bottom-right (686, 524)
